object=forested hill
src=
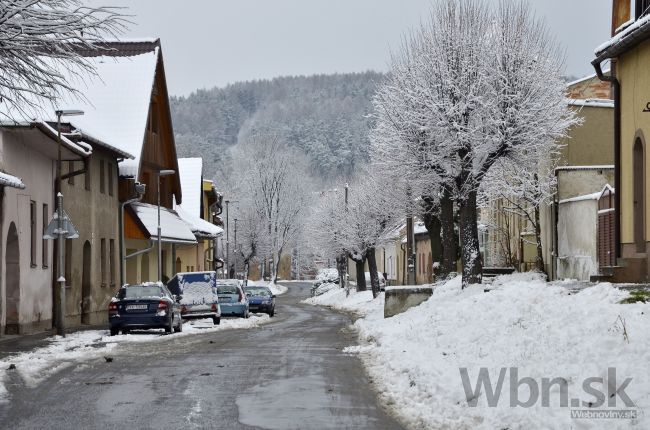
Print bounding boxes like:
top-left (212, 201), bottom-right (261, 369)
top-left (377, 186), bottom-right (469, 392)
top-left (170, 71), bottom-right (385, 181)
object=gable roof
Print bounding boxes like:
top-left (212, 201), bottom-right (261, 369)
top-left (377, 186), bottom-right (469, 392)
top-left (59, 40), bottom-right (161, 177)
top-left (595, 13), bottom-right (650, 60)
top-left (175, 158), bottom-right (203, 217)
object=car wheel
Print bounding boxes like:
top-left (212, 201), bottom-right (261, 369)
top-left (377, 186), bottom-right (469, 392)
top-left (122, 328), bottom-right (130, 335)
top-left (174, 319), bottom-right (183, 333)
top-left (212, 316), bottom-right (220, 325)
top-left (269, 308), bottom-right (275, 317)
top-left (165, 315), bottom-right (173, 333)
top-left (110, 327), bottom-right (119, 336)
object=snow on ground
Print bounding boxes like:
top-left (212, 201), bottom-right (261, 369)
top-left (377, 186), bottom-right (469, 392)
top-left (305, 273), bottom-right (650, 429)
top-left (0, 315), bottom-right (269, 404)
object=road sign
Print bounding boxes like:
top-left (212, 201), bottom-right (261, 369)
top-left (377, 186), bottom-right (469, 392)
top-left (43, 210), bottom-right (79, 240)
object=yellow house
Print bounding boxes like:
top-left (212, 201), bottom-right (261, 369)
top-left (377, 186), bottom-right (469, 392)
top-left (592, 0), bottom-right (650, 282)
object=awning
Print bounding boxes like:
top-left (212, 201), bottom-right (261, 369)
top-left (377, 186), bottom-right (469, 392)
top-left (129, 202), bottom-right (197, 244)
top-left (0, 172), bottom-right (25, 189)
top-left (176, 205), bottom-right (224, 239)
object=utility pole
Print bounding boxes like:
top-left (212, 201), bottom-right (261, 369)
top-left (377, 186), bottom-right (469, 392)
top-left (225, 200), bottom-right (230, 278)
top-left (234, 218), bottom-right (238, 278)
top-left (53, 109), bottom-right (83, 337)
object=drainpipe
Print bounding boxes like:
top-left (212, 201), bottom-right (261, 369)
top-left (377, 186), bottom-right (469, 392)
top-left (119, 191), bottom-right (144, 286)
top-left (592, 60), bottom-right (621, 260)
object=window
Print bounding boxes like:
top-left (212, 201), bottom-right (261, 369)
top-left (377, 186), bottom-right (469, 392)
top-left (99, 160), bottom-right (105, 194)
top-left (30, 200), bottom-right (37, 267)
top-left (100, 238), bottom-right (107, 286)
top-left (637, 0), bottom-right (650, 19)
top-left (109, 239), bottom-right (116, 287)
top-left (108, 162), bottom-right (114, 196)
top-left (67, 161), bottom-right (74, 185)
top-left (85, 161), bottom-right (91, 191)
top-left (42, 204), bottom-right (49, 268)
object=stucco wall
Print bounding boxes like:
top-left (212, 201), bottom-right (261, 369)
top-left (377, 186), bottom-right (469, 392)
top-left (618, 39), bottom-right (650, 246)
top-left (0, 131), bottom-right (55, 334)
top-left (557, 106), bottom-right (614, 167)
top-left (61, 147), bottom-right (120, 327)
top-left (557, 199), bottom-right (599, 280)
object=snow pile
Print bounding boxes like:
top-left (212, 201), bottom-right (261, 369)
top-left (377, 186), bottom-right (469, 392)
top-left (311, 282), bottom-right (339, 297)
top-left (0, 315), bottom-right (270, 404)
top-left (316, 268), bottom-right (339, 283)
top-left (307, 274), bottom-right (650, 429)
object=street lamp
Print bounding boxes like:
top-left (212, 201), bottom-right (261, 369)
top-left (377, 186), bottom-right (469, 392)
top-left (55, 109), bottom-right (84, 337)
top-left (234, 218), bottom-right (238, 278)
top-left (224, 199), bottom-right (238, 279)
top-left (156, 169), bottom-right (175, 282)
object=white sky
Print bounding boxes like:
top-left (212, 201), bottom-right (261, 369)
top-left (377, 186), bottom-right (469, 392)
top-left (87, 0), bottom-right (612, 96)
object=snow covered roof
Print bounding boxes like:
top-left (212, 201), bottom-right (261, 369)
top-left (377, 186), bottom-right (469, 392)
top-left (555, 165), bottom-right (614, 172)
top-left (565, 69), bottom-right (610, 87)
top-left (176, 205), bottom-right (223, 239)
top-left (0, 120), bottom-right (93, 157)
top-left (0, 40), bottom-right (163, 175)
top-left (130, 202), bottom-right (196, 244)
top-left (559, 185), bottom-right (615, 205)
top-left (61, 46), bottom-right (159, 177)
top-left (0, 172), bottom-right (25, 189)
top-left (176, 158), bottom-right (203, 217)
top-left (595, 14), bottom-right (650, 58)
top-left (567, 98), bottom-right (614, 109)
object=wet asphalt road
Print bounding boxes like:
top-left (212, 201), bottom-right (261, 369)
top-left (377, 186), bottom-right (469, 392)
top-left (0, 282), bottom-right (404, 430)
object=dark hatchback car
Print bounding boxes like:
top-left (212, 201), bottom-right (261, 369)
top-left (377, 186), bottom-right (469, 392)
top-left (108, 283), bottom-right (183, 336)
top-left (244, 286), bottom-right (276, 317)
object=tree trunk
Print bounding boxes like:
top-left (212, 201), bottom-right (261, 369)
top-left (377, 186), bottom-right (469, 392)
top-left (355, 257), bottom-right (367, 291)
top-left (534, 204), bottom-right (545, 275)
top-left (243, 260), bottom-right (250, 286)
top-left (273, 249), bottom-right (283, 284)
top-left (337, 255), bottom-right (347, 289)
top-left (459, 189), bottom-right (482, 287)
top-left (422, 210), bottom-right (443, 278)
top-left (440, 187), bottom-right (457, 277)
top-left (367, 248), bottom-right (380, 298)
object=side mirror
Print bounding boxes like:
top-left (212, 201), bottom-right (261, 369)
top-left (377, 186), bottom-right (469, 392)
top-left (271, 294), bottom-right (276, 299)
top-left (246, 292), bottom-right (252, 297)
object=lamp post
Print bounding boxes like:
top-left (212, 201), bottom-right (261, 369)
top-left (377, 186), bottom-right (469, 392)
top-left (224, 199), bottom-right (238, 279)
top-left (156, 169), bottom-right (175, 282)
top-left (234, 218), bottom-right (238, 278)
top-left (55, 109), bottom-right (84, 337)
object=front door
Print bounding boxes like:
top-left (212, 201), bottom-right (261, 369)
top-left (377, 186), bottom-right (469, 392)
top-left (634, 139), bottom-right (645, 253)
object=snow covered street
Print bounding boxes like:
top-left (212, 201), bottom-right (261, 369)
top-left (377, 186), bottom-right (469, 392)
top-left (0, 315), bottom-right (271, 405)
top-left (305, 274), bottom-right (650, 429)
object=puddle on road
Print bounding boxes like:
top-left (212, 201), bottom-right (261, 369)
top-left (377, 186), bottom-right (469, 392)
top-left (236, 374), bottom-right (376, 429)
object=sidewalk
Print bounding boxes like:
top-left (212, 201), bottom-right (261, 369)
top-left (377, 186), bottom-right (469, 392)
top-left (0, 325), bottom-right (105, 361)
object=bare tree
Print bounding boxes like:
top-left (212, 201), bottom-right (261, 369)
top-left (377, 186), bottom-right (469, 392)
top-left (0, 0), bottom-right (128, 119)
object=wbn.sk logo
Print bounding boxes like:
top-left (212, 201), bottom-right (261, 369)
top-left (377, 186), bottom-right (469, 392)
top-left (459, 367), bottom-right (637, 419)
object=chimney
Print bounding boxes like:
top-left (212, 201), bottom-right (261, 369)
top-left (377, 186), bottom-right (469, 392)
top-left (612, 0), bottom-right (631, 36)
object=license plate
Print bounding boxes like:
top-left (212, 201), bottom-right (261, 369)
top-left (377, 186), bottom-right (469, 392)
top-left (126, 304), bottom-right (148, 310)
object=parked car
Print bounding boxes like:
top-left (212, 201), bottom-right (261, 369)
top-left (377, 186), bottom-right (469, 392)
top-left (167, 271), bottom-right (221, 325)
top-left (364, 271), bottom-right (387, 291)
top-left (108, 282), bottom-right (182, 336)
top-left (217, 279), bottom-right (249, 318)
top-left (244, 285), bottom-right (276, 316)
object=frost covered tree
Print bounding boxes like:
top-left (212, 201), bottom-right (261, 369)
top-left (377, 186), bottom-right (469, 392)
top-left (479, 150), bottom-right (558, 274)
top-left (0, 0), bottom-right (127, 118)
top-left (372, 0), bottom-right (576, 286)
top-left (308, 168), bottom-right (401, 297)
top-left (232, 134), bottom-right (311, 283)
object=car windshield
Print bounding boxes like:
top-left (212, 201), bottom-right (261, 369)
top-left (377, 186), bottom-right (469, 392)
top-left (119, 285), bottom-right (163, 299)
top-left (245, 287), bottom-right (270, 297)
top-left (217, 284), bottom-right (239, 294)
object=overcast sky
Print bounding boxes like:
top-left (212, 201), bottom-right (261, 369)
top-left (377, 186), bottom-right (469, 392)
top-left (87, 0), bottom-right (612, 96)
